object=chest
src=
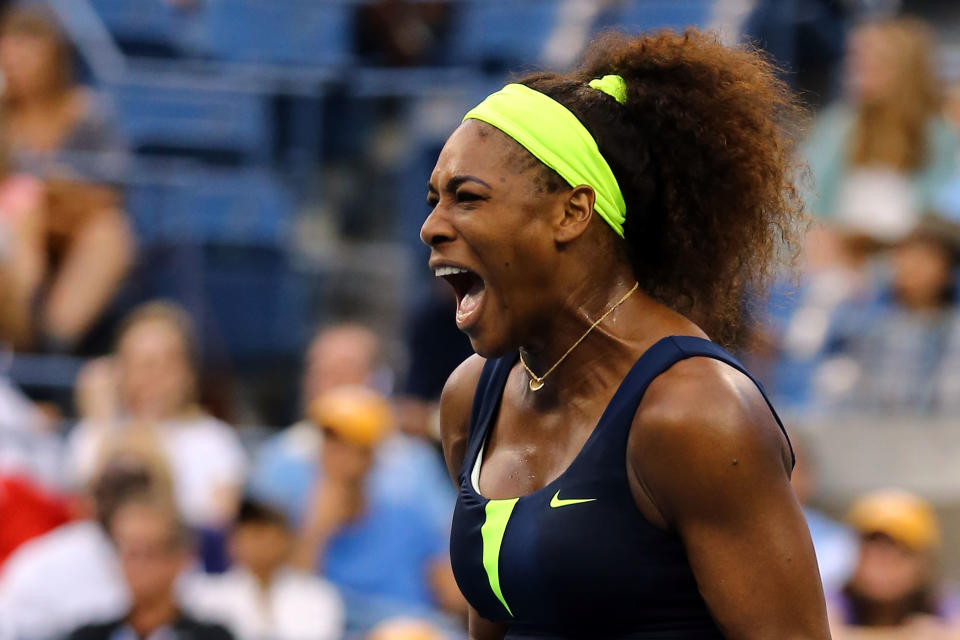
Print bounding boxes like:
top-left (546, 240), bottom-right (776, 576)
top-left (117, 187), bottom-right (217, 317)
top-left (451, 422), bottom-right (703, 630)
top-left (7, 101), bottom-right (80, 155)
top-left (475, 391), bottom-right (612, 500)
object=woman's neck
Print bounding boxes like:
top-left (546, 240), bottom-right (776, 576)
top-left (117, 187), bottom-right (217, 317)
top-left (516, 274), bottom-right (687, 404)
top-left (7, 86), bottom-right (69, 113)
top-left (128, 595), bottom-right (179, 637)
top-left (5, 87), bottom-right (77, 153)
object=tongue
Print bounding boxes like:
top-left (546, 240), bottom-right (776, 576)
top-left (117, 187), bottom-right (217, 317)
top-left (459, 291), bottom-right (481, 315)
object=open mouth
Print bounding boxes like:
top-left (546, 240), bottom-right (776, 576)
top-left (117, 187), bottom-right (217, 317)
top-left (434, 265), bottom-right (487, 330)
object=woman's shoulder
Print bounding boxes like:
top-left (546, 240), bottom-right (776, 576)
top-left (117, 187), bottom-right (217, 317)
top-left (626, 355), bottom-right (792, 519)
top-left (634, 355), bottom-right (784, 450)
top-left (437, 353), bottom-right (486, 481)
top-left (62, 87), bottom-right (126, 153)
top-left (69, 87), bottom-right (114, 125)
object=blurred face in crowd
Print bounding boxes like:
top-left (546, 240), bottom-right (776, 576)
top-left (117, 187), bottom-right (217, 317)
top-left (846, 25), bottom-right (903, 106)
top-left (891, 235), bottom-right (954, 310)
top-left (848, 533), bottom-right (932, 604)
top-left (303, 326), bottom-right (379, 404)
top-left (0, 16), bottom-right (66, 101)
top-left (845, 20), bottom-right (937, 112)
top-left (118, 318), bottom-right (196, 421)
top-left (230, 520), bottom-right (291, 582)
top-left (320, 427), bottom-right (375, 485)
top-left (111, 500), bottom-right (188, 606)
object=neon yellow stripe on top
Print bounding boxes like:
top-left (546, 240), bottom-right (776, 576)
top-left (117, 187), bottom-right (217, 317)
top-left (481, 498), bottom-right (519, 617)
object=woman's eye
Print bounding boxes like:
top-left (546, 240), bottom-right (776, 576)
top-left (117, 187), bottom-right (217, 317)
top-left (456, 191), bottom-right (483, 203)
top-left (426, 196), bottom-right (439, 208)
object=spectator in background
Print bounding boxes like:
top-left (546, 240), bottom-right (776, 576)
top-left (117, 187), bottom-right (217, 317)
top-left (804, 17), bottom-right (957, 224)
top-left (0, 7), bottom-right (133, 353)
top-left (0, 127), bottom-right (46, 349)
top-left (67, 301), bottom-right (247, 529)
top-left (0, 454), bottom-right (166, 639)
top-left (0, 473), bottom-right (70, 569)
top-left (250, 323), bottom-right (452, 534)
top-left (815, 214), bottom-right (960, 413)
top-left (0, 253), bottom-right (63, 487)
top-left (830, 489), bottom-right (960, 638)
top-left (67, 491), bottom-right (234, 640)
top-left (185, 497), bottom-right (344, 640)
top-left (291, 386), bottom-right (461, 633)
top-left (747, 15), bottom-right (957, 412)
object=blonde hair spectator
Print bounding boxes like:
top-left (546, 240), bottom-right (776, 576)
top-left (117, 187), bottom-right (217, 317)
top-left (68, 300), bottom-right (247, 529)
top-left (847, 18), bottom-right (943, 172)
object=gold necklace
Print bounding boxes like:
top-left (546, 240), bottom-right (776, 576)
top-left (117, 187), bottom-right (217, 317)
top-left (519, 282), bottom-right (639, 391)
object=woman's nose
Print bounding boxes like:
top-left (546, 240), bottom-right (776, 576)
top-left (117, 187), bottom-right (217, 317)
top-left (420, 207), bottom-right (455, 247)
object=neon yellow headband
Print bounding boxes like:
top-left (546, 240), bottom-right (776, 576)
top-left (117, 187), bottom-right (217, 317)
top-left (462, 76), bottom-right (628, 237)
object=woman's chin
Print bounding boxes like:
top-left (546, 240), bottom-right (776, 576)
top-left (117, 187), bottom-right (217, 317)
top-left (465, 327), bottom-right (516, 360)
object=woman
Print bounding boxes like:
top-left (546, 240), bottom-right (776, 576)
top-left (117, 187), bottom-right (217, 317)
top-left (67, 301), bottom-right (246, 529)
top-left (815, 214), bottom-right (960, 414)
top-left (422, 30), bottom-right (830, 638)
top-left (0, 8), bottom-right (133, 352)
top-left (830, 490), bottom-right (960, 638)
top-left (805, 17), bottom-right (957, 223)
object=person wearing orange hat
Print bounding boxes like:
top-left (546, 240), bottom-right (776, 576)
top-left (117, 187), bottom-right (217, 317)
top-left (292, 386), bottom-right (394, 572)
top-left (829, 489), bottom-right (960, 639)
top-left (290, 385), bottom-right (463, 634)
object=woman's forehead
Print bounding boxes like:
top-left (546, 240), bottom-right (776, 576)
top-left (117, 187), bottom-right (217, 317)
top-left (432, 121), bottom-right (520, 184)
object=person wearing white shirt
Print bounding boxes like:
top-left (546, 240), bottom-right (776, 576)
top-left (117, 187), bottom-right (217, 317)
top-left (66, 302), bottom-right (247, 528)
top-left (184, 499), bottom-right (344, 640)
top-left (0, 458), bottom-right (163, 640)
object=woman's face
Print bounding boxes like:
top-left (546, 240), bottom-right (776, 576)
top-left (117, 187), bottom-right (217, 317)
top-left (891, 236), bottom-right (954, 309)
top-left (849, 533), bottom-right (931, 603)
top-left (118, 319), bottom-right (195, 421)
top-left (0, 29), bottom-right (60, 100)
top-left (846, 26), bottom-right (898, 105)
top-left (421, 121), bottom-right (570, 357)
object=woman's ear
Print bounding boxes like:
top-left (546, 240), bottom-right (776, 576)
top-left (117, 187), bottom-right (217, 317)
top-left (553, 185), bottom-right (596, 244)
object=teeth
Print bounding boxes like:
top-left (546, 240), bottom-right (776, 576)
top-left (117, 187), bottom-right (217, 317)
top-left (434, 266), bottom-right (470, 277)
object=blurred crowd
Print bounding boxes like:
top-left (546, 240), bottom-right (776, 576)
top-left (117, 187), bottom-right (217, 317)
top-left (2, 0), bottom-right (960, 639)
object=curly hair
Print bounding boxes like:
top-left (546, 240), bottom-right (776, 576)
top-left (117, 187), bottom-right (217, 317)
top-left (515, 29), bottom-right (806, 346)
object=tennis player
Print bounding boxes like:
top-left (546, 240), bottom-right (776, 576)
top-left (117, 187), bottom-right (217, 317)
top-left (422, 30), bottom-right (830, 639)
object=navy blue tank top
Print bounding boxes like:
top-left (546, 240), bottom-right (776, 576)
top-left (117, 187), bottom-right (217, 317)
top-left (449, 336), bottom-right (794, 639)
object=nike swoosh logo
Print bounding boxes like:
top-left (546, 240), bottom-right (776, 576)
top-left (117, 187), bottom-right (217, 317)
top-left (550, 490), bottom-right (597, 508)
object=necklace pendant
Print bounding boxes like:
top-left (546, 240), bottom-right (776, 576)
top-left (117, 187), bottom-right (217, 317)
top-left (529, 378), bottom-right (544, 391)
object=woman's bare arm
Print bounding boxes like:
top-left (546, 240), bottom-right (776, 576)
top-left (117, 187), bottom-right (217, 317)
top-left (630, 357), bottom-right (831, 640)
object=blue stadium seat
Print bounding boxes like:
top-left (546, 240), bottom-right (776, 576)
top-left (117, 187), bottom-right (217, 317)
top-left (88, 0), bottom-right (202, 55)
top-left (89, 0), bottom-right (179, 44)
top-left (106, 81), bottom-right (271, 163)
top-left (203, 0), bottom-right (353, 67)
top-left (615, 0), bottom-right (713, 34)
top-left (124, 168), bottom-right (305, 361)
top-left (448, 0), bottom-right (559, 70)
top-left (126, 168), bottom-right (295, 247)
